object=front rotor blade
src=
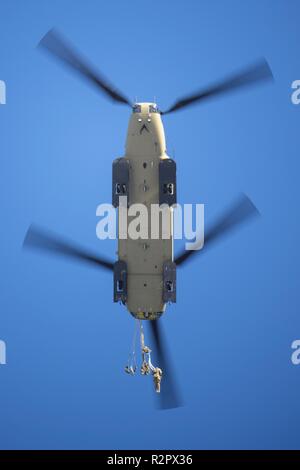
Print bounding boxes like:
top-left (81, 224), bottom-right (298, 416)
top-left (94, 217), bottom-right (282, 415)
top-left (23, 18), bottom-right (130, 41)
top-left (39, 29), bottom-right (131, 107)
top-left (149, 319), bottom-right (183, 409)
top-left (175, 194), bottom-right (259, 266)
top-left (23, 225), bottom-right (114, 271)
top-left (163, 59), bottom-right (273, 114)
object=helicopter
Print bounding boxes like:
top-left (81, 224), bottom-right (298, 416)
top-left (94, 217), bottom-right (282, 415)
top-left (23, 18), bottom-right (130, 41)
top-left (23, 29), bottom-right (273, 409)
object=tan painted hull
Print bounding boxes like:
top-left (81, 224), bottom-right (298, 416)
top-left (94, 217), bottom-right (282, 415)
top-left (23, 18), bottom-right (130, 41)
top-left (118, 103), bottom-right (173, 319)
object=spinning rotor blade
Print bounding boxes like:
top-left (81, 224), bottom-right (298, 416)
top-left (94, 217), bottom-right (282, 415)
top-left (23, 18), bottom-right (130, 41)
top-left (23, 225), bottom-right (114, 271)
top-left (162, 59), bottom-right (273, 114)
top-left (149, 319), bottom-right (182, 410)
top-left (39, 29), bottom-right (132, 107)
top-left (175, 194), bottom-right (260, 267)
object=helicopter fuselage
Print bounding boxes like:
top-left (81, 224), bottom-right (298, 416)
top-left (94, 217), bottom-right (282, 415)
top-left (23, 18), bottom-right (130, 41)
top-left (113, 103), bottom-right (176, 320)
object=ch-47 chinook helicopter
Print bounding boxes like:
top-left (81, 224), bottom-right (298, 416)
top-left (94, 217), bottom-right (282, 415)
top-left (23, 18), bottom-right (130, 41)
top-left (23, 29), bottom-right (273, 408)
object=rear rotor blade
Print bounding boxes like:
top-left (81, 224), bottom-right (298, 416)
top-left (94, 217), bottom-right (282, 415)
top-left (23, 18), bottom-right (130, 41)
top-left (162, 59), bottom-right (273, 114)
top-left (175, 194), bottom-right (260, 266)
top-left (23, 225), bottom-right (114, 271)
top-left (149, 319), bottom-right (183, 409)
top-left (39, 29), bottom-right (132, 107)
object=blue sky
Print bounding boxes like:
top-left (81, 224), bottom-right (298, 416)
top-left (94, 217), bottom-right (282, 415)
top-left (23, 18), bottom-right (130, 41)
top-left (0, 0), bottom-right (300, 449)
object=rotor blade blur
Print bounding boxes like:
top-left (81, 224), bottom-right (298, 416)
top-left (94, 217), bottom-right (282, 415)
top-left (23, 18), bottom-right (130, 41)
top-left (23, 225), bottom-right (114, 271)
top-left (175, 194), bottom-right (260, 266)
top-left (162, 59), bottom-right (273, 114)
top-left (38, 29), bottom-right (131, 107)
top-left (149, 319), bottom-right (183, 410)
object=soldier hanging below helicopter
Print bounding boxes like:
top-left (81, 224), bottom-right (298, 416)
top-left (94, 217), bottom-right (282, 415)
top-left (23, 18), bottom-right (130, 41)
top-left (125, 320), bottom-right (162, 393)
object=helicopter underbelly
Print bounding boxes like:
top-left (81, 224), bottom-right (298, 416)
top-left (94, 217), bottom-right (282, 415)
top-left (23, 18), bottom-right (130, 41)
top-left (118, 155), bottom-right (173, 320)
